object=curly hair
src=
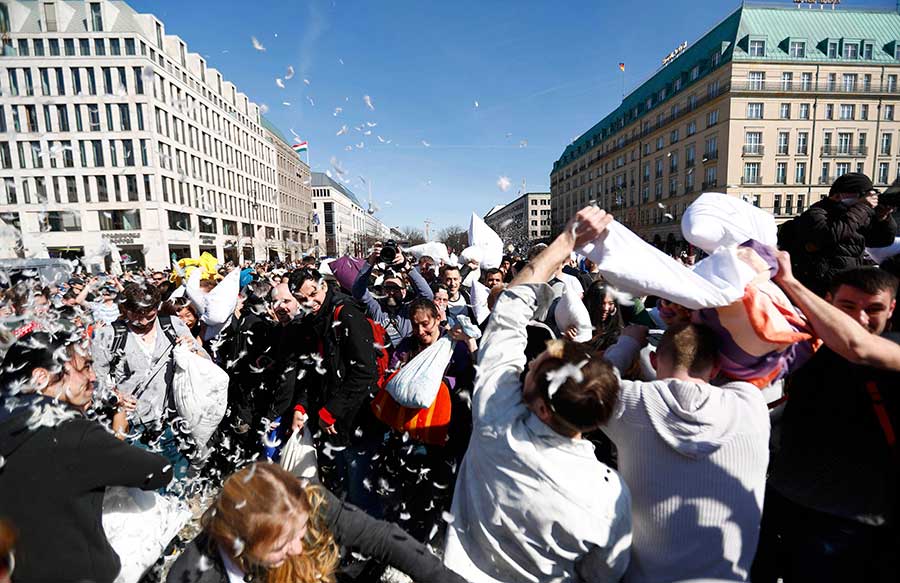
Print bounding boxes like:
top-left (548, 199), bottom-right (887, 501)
top-left (201, 463), bottom-right (339, 583)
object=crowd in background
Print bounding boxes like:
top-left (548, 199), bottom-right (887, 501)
top-left (0, 172), bottom-right (898, 583)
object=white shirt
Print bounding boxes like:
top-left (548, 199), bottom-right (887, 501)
top-left (444, 283), bottom-right (632, 583)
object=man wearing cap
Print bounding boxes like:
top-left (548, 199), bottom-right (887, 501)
top-left (352, 245), bottom-right (434, 347)
top-left (783, 172), bottom-right (896, 296)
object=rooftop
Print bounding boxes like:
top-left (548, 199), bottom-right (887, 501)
top-left (311, 172), bottom-right (365, 208)
top-left (552, 2), bottom-right (900, 173)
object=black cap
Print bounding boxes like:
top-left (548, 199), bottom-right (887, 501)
top-left (829, 172), bottom-right (874, 196)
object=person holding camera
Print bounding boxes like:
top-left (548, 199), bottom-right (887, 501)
top-left (351, 240), bottom-right (434, 348)
top-left (779, 173), bottom-right (896, 296)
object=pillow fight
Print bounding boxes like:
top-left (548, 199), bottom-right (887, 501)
top-left (0, 172), bottom-right (898, 583)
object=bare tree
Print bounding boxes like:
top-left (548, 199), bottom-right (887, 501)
top-left (438, 226), bottom-right (468, 254)
top-left (399, 227), bottom-right (426, 246)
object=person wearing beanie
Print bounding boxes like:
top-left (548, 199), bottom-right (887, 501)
top-left (779, 172), bottom-right (896, 296)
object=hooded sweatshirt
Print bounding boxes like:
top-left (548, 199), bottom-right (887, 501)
top-left (0, 394), bottom-right (172, 583)
top-left (602, 337), bottom-right (770, 583)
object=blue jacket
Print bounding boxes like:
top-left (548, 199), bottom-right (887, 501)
top-left (352, 263), bottom-right (434, 347)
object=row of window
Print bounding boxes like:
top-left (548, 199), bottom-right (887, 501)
top-left (743, 160), bottom-right (900, 186)
top-left (11, 35), bottom-right (136, 59)
top-left (747, 38), bottom-right (899, 61)
top-left (745, 101), bottom-right (895, 121)
top-left (1, 174), bottom-right (148, 206)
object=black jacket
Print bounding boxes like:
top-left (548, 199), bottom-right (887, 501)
top-left (0, 394), bottom-right (172, 583)
top-left (165, 487), bottom-right (468, 583)
top-left (273, 287), bottom-right (378, 444)
top-left (789, 197), bottom-right (896, 294)
top-left (218, 307), bottom-right (276, 426)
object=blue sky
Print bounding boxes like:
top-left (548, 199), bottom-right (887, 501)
top-left (131, 0), bottom-right (897, 233)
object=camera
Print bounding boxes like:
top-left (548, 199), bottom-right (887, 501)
top-left (380, 240), bottom-right (399, 264)
top-left (879, 178), bottom-right (900, 207)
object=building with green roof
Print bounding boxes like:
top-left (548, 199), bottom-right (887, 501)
top-left (550, 1), bottom-right (900, 247)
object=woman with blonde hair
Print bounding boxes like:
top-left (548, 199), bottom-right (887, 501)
top-left (167, 462), bottom-right (468, 583)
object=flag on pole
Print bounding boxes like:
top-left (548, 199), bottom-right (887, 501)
top-left (292, 141), bottom-right (309, 153)
top-left (618, 63), bottom-right (626, 72)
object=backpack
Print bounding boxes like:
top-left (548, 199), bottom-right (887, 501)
top-left (333, 304), bottom-right (391, 389)
top-left (109, 314), bottom-right (178, 377)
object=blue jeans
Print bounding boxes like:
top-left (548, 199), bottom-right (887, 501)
top-left (131, 421), bottom-right (191, 496)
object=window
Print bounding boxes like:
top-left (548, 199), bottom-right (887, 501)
top-left (799, 103), bottom-right (810, 119)
top-left (0, 143), bottom-right (11, 170)
top-left (863, 43), bottom-right (873, 60)
top-left (707, 109), bottom-right (719, 126)
top-left (886, 105), bottom-right (895, 121)
top-left (43, 2), bottom-right (58, 31)
top-left (45, 211), bottom-right (81, 232)
top-left (167, 210), bottom-right (191, 231)
top-left (88, 104), bottom-right (100, 131)
top-left (842, 73), bottom-right (857, 92)
top-left (843, 42), bottom-right (859, 60)
top-left (861, 104), bottom-right (869, 120)
top-left (780, 103), bottom-right (791, 119)
top-left (796, 162), bottom-right (807, 184)
top-left (837, 132), bottom-right (852, 154)
top-left (670, 129), bottom-right (679, 144)
top-left (774, 194), bottom-right (782, 215)
top-left (199, 217), bottom-right (217, 234)
top-left (64, 38), bottom-right (75, 55)
top-left (882, 133), bottom-right (892, 155)
top-left (17, 39), bottom-right (29, 56)
top-left (789, 41), bottom-right (806, 58)
top-left (743, 162), bottom-right (761, 185)
top-left (90, 2), bottom-right (103, 31)
top-left (98, 209), bottom-right (141, 231)
top-left (690, 65), bottom-right (699, 81)
top-left (687, 120), bottom-right (697, 135)
top-left (749, 71), bottom-right (765, 90)
top-left (828, 73), bottom-right (837, 91)
top-left (94, 38), bottom-right (105, 56)
top-left (49, 39), bottom-right (60, 56)
top-left (223, 220), bottom-right (239, 236)
top-left (749, 40), bottom-right (766, 57)
top-left (828, 41), bottom-right (838, 58)
top-left (776, 162), bottom-right (787, 184)
top-left (782, 72), bottom-right (793, 91)
top-left (747, 102), bottom-right (763, 119)
top-left (878, 162), bottom-right (889, 184)
top-left (778, 132), bottom-right (790, 155)
top-left (704, 136), bottom-right (718, 158)
top-left (800, 72), bottom-right (812, 91)
top-left (890, 76), bottom-right (899, 92)
top-left (745, 131), bottom-right (763, 155)
top-left (56, 105), bottom-right (69, 131)
top-left (821, 162), bottom-right (831, 183)
top-left (836, 162), bottom-right (850, 177)
top-left (91, 139), bottom-right (103, 166)
top-left (79, 38), bottom-right (90, 55)
top-left (839, 104), bottom-right (855, 120)
top-left (96, 176), bottom-right (108, 202)
top-left (797, 132), bottom-right (809, 155)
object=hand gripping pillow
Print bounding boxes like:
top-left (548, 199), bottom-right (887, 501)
top-left (385, 336), bottom-right (454, 408)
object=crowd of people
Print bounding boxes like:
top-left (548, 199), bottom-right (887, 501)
top-left (0, 173), bottom-right (898, 583)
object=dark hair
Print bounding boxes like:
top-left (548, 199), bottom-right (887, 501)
top-left (287, 268), bottom-right (322, 295)
top-left (530, 339), bottom-right (619, 432)
top-left (828, 267), bottom-right (899, 299)
top-left (656, 323), bottom-right (719, 376)
top-left (583, 281), bottom-right (623, 351)
top-left (408, 298), bottom-right (439, 320)
top-left (121, 283), bottom-right (161, 313)
top-left (160, 297), bottom-right (199, 318)
top-left (0, 329), bottom-right (83, 392)
top-left (482, 268), bottom-right (502, 281)
top-left (441, 265), bottom-right (460, 276)
top-left (431, 282), bottom-right (449, 295)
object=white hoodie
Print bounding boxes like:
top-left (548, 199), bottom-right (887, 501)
top-left (602, 337), bottom-right (770, 583)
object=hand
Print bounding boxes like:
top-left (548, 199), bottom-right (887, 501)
top-left (449, 325), bottom-right (470, 342)
top-left (292, 410), bottom-right (307, 434)
top-left (622, 325), bottom-right (649, 347)
top-left (876, 204), bottom-right (895, 221)
top-left (772, 250), bottom-right (796, 285)
top-left (369, 249), bottom-right (381, 265)
top-left (564, 327), bottom-right (580, 340)
top-left (318, 416), bottom-right (337, 436)
top-left (392, 251), bottom-right (406, 266)
top-left (565, 207), bottom-right (614, 249)
top-left (114, 389), bottom-right (137, 413)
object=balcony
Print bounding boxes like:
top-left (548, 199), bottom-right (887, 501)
top-left (820, 145), bottom-right (869, 157)
top-left (702, 180), bottom-right (718, 190)
top-left (819, 175), bottom-right (837, 185)
top-left (742, 145), bottom-right (765, 156)
top-left (741, 176), bottom-right (762, 185)
top-left (702, 151), bottom-right (718, 163)
top-left (731, 80), bottom-right (900, 95)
